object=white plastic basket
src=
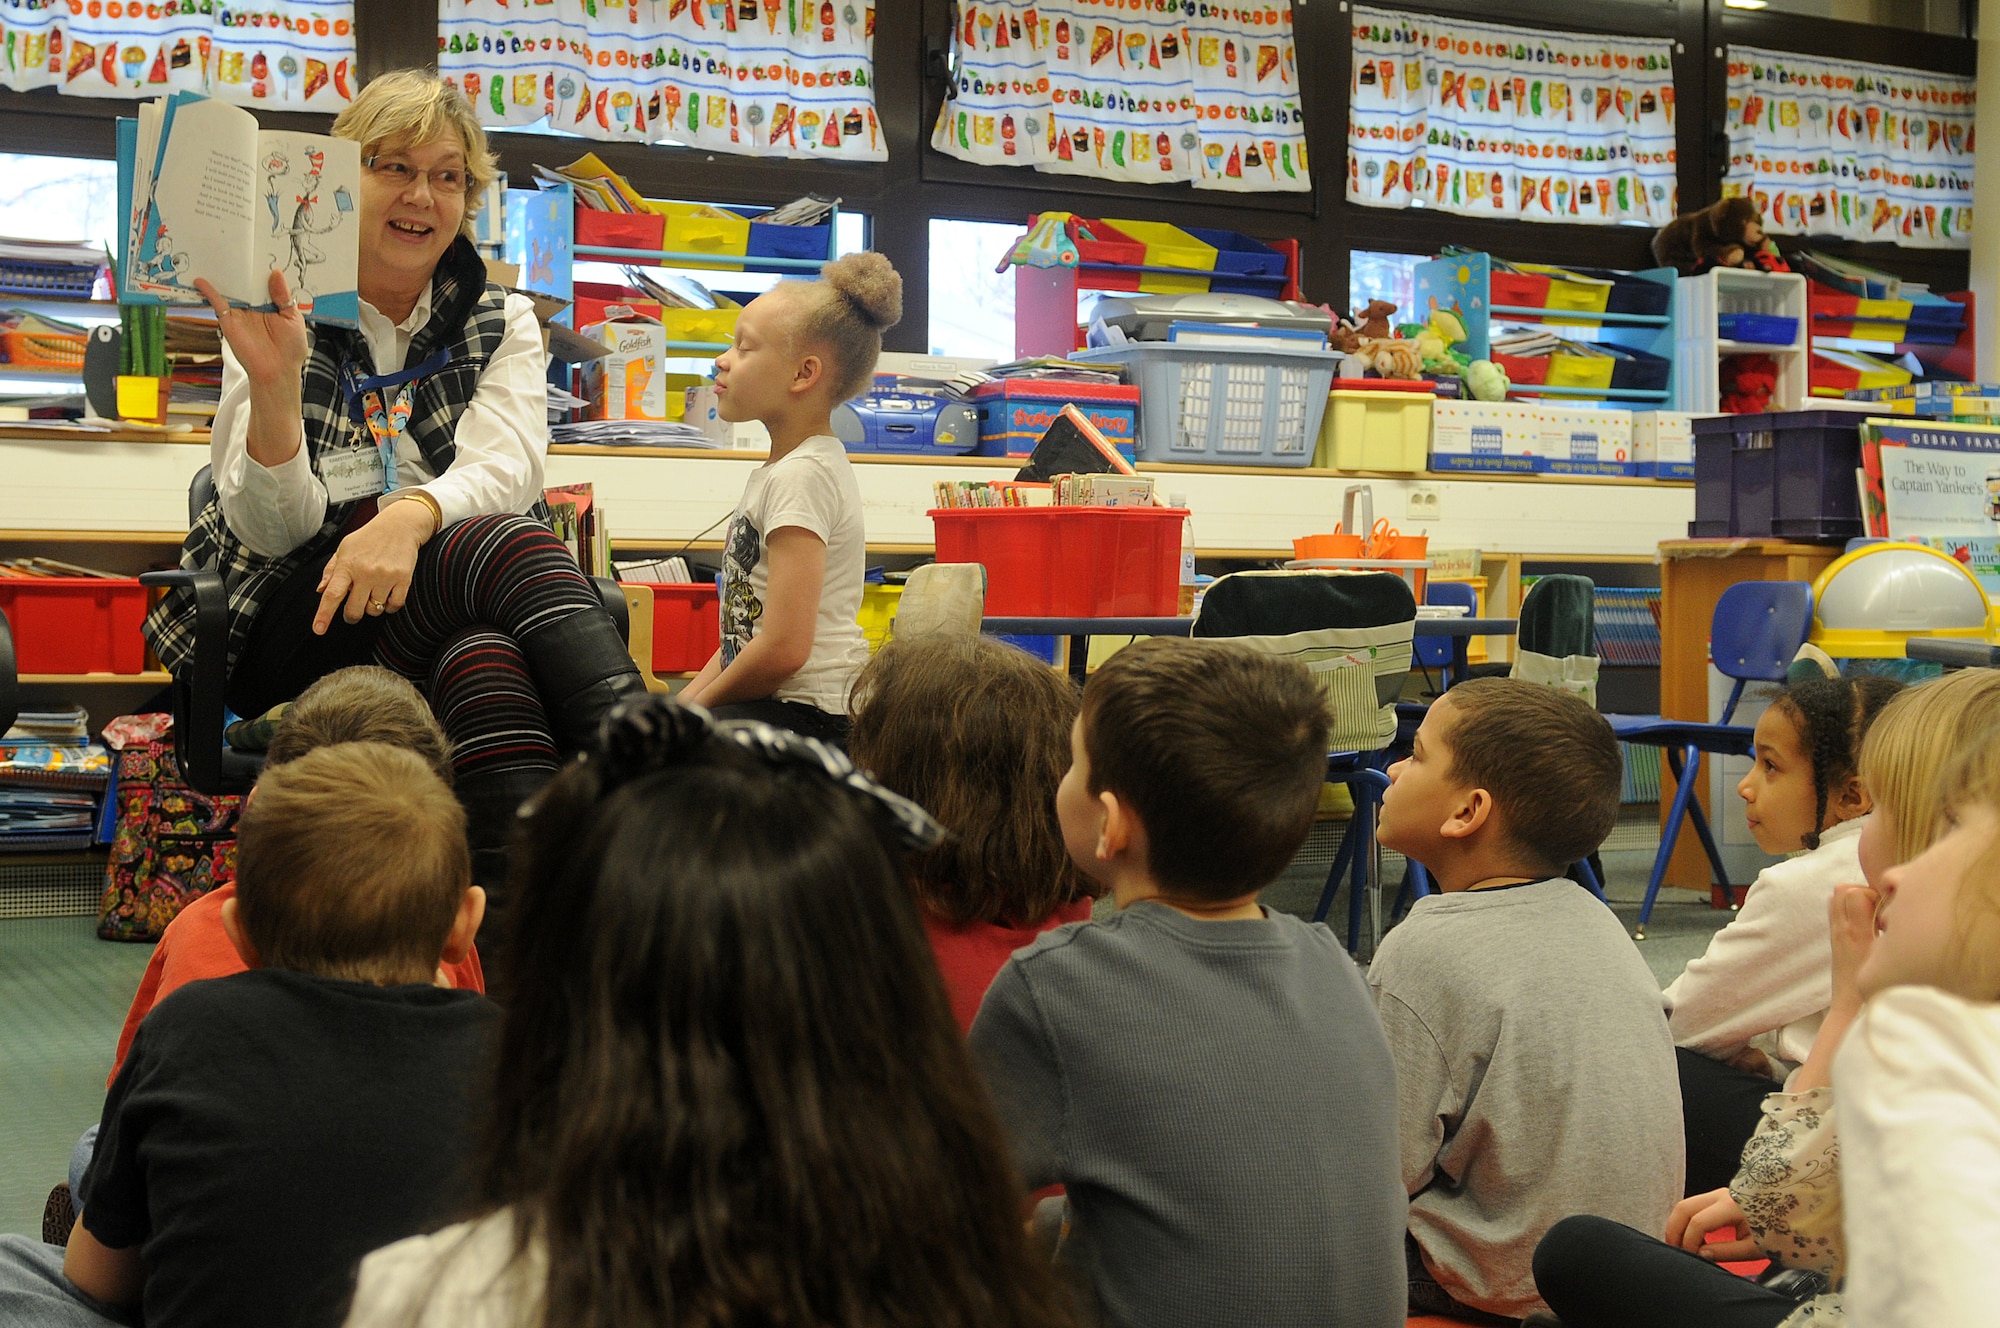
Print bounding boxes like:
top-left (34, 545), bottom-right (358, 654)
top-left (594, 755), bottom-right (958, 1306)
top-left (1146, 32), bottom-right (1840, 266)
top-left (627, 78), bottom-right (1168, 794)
top-left (1074, 343), bottom-right (1338, 467)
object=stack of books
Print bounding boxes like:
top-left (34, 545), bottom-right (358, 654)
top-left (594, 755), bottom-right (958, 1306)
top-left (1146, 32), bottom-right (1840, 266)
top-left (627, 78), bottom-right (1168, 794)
top-left (0, 238), bottom-right (108, 299)
top-left (1591, 587), bottom-right (1663, 667)
top-left (0, 707), bottom-right (112, 853)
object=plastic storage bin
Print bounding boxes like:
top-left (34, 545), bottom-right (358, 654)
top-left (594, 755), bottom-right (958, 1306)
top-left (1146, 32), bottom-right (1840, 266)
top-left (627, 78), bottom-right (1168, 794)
top-left (1690, 411), bottom-right (1864, 541)
top-left (1073, 343), bottom-right (1338, 467)
top-left (1545, 353), bottom-right (1615, 390)
top-left (629, 583), bottom-right (720, 674)
top-left (930, 507), bottom-right (1186, 617)
top-left (1103, 219), bottom-right (1216, 293)
top-left (0, 577), bottom-right (149, 674)
top-left (1609, 345), bottom-right (1673, 391)
top-left (970, 380), bottom-right (1141, 457)
top-left (1064, 217), bottom-right (1148, 291)
top-left (1718, 313), bottom-right (1801, 346)
top-left (744, 217), bottom-right (833, 262)
top-left (1315, 388), bottom-right (1434, 472)
top-left (857, 583), bottom-right (902, 653)
top-left (1182, 227), bottom-right (1287, 294)
top-left (574, 209), bottom-right (666, 251)
top-left (1489, 270), bottom-right (1552, 310)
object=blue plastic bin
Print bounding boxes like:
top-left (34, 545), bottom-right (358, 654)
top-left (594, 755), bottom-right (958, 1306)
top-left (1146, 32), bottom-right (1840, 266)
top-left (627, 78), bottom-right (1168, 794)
top-left (1717, 312), bottom-right (1800, 346)
top-left (737, 212), bottom-right (833, 263)
top-left (1182, 227), bottom-right (1287, 295)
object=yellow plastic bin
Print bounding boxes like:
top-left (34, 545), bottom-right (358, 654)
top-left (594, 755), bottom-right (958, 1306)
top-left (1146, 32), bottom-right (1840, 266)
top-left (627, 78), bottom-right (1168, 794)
top-left (643, 200), bottom-right (750, 271)
top-left (1544, 354), bottom-right (1616, 390)
top-left (1103, 219), bottom-right (1216, 293)
top-left (656, 306), bottom-right (741, 345)
top-left (1515, 262), bottom-right (1612, 327)
top-left (1315, 389), bottom-right (1434, 472)
top-left (857, 583), bottom-right (902, 653)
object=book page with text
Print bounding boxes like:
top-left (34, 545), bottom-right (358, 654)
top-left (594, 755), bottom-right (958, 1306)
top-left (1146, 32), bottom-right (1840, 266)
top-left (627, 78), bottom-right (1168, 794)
top-left (140, 95), bottom-right (259, 305)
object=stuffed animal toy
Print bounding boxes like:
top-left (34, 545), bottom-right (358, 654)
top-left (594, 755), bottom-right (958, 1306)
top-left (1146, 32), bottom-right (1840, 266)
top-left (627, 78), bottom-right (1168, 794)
top-left (1651, 197), bottom-right (1789, 275)
top-left (1465, 359), bottom-right (1510, 403)
top-left (1354, 299), bottom-right (1398, 339)
top-left (1356, 336), bottom-right (1424, 379)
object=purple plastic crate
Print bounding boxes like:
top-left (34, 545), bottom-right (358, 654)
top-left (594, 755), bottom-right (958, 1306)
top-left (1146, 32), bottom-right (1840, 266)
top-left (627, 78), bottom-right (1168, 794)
top-left (1691, 411), bottom-right (1864, 541)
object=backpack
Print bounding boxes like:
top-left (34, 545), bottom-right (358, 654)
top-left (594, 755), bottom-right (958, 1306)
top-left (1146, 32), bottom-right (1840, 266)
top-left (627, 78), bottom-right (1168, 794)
top-left (97, 739), bottom-right (242, 942)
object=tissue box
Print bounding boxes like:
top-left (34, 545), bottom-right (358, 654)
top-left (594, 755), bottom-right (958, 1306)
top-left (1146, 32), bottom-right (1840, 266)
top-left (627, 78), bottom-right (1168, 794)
top-left (1536, 406), bottom-right (1634, 477)
top-left (1430, 401), bottom-right (1541, 474)
top-left (683, 385), bottom-right (772, 449)
top-left (582, 317), bottom-right (668, 421)
top-left (1632, 411), bottom-right (1697, 479)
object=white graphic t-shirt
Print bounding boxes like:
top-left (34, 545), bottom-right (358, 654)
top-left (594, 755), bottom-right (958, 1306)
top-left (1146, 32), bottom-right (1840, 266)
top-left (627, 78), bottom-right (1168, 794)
top-left (719, 433), bottom-right (870, 714)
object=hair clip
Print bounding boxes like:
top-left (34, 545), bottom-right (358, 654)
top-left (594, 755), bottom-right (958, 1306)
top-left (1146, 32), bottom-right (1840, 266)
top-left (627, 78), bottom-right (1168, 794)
top-left (590, 697), bottom-right (947, 853)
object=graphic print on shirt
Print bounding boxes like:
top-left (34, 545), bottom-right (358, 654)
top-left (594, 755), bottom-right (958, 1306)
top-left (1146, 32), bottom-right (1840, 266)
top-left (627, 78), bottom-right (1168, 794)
top-left (720, 511), bottom-right (763, 665)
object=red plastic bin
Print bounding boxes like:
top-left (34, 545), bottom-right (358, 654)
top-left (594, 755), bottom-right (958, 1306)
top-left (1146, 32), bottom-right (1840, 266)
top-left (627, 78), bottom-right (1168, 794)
top-left (574, 209), bottom-right (666, 252)
top-left (0, 577), bottom-right (150, 674)
top-left (1489, 270), bottom-right (1552, 312)
top-left (628, 582), bottom-right (720, 674)
top-left (930, 507), bottom-right (1185, 617)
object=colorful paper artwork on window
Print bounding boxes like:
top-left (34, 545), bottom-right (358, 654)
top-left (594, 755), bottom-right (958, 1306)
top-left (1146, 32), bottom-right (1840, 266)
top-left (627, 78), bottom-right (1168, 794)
top-left (929, 0), bottom-right (1309, 194)
top-left (436, 0), bottom-right (883, 162)
top-left (1347, 7), bottom-right (1677, 227)
top-left (0, 0), bottom-right (354, 109)
top-left (1724, 47), bottom-right (1973, 250)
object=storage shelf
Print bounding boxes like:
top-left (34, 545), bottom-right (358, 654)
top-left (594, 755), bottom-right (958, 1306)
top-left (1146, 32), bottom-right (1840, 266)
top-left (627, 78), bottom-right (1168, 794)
top-left (20, 672), bottom-right (169, 685)
top-left (1490, 304), bottom-right (1672, 327)
top-left (0, 364), bottom-right (82, 381)
top-left (573, 244), bottom-right (826, 274)
top-left (1716, 340), bottom-right (1806, 355)
top-left (1506, 385), bottom-right (1672, 401)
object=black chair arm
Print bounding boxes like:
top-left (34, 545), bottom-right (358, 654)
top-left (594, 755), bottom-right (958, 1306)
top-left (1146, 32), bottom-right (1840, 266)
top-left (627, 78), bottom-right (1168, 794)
top-left (592, 575), bottom-right (630, 639)
top-left (139, 568), bottom-right (228, 796)
top-left (0, 606), bottom-right (16, 739)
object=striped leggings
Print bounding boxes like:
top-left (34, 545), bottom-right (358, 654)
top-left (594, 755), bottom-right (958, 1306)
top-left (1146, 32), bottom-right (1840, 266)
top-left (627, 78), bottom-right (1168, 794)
top-left (374, 514), bottom-right (605, 779)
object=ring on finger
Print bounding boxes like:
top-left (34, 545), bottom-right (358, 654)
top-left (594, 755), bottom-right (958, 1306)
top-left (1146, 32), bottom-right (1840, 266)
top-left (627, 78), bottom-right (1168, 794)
top-left (367, 598), bottom-right (386, 615)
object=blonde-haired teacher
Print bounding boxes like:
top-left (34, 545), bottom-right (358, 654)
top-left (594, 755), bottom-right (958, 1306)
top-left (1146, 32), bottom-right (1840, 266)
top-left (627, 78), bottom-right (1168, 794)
top-left (144, 69), bottom-right (644, 924)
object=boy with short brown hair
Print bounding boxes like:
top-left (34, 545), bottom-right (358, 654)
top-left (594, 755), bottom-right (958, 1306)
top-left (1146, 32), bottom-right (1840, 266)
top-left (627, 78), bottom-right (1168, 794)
top-left (5, 742), bottom-right (497, 1328)
top-left (970, 638), bottom-right (1408, 1328)
top-left (1372, 678), bottom-right (1682, 1321)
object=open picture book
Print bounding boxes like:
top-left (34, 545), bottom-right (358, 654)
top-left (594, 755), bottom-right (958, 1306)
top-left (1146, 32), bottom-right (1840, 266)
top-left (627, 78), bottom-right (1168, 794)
top-left (117, 92), bottom-right (361, 328)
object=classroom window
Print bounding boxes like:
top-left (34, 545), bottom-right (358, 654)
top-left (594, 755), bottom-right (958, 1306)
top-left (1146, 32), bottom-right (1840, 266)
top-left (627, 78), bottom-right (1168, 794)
top-left (1728, 0), bottom-right (1965, 34)
top-left (1349, 250), bottom-right (1426, 317)
top-left (928, 218), bottom-right (1019, 361)
top-left (0, 155), bottom-right (120, 252)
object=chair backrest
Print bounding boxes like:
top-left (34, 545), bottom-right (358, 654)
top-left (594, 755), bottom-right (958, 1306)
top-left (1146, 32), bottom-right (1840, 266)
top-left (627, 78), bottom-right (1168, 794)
top-left (1415, 580), bottom-right (1479, 669)
top-left (893, 563), bottom-right (986, 641)
top-left (1192, 570), bottom-right (1416, 752)
top-left (1711, 580), bottom-right (1813, 722)
top-left (191, 464), bottom-right (216, 524)
top-left (1518, 574), bottom-right (1596, 659)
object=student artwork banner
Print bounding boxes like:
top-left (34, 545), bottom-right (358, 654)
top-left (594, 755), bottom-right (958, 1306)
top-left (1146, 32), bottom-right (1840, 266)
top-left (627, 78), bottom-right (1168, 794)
top-left (1723, 47), bottom-right (1973, 250)
top-left (1347, 7), bottom-right (1678, 227)
top-left (0, 0), bottom-right (355, 110)
top-left (929, 0), bottom-right (1309, 193)
top-left (436, 0), bottom-right (884, 162)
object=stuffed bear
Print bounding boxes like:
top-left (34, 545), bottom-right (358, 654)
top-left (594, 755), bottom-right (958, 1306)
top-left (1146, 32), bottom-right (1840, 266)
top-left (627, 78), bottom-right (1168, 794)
top-left (1353, 299), bottom-right (1398, 339)
top-left (1651, 197), bottom-right (1787, 275)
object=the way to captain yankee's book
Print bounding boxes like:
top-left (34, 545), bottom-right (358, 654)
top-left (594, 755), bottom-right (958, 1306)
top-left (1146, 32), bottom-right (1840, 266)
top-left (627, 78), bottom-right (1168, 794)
top-left (117, 92), bottom-right (360, 328)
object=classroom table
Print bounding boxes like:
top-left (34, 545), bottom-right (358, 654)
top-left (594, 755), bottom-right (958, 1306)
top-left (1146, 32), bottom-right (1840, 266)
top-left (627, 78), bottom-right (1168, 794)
top-left (1905, 637), bottom-right (2000, 669)
top-left (977, 615), bottom-right (1520, 687)
top-left (980, 617), bottom-right (1194, 683)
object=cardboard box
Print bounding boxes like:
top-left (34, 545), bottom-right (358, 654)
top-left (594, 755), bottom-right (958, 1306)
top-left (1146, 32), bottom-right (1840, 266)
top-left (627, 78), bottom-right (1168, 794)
top-left (583, 317), bottom-right (668, 421)
top-left (1430, 401), bottom-right (1540, 474)
top-left (1536, 405), bottom-right (1634, 477)
top-left (1632, 411), bottom-right (1698, 479)
top-left (683, 385), bottom-right (773, 449)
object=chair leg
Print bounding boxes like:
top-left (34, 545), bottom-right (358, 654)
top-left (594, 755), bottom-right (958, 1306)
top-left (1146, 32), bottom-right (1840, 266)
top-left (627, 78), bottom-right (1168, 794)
top-left (1348, 782), bottom-right (1372, 957)
top-left (1676, 756), bottom-right (1738, 910)
top-left (1315, 814), bottom-right (1356, 926)
top-left (1636, 743), bottom-right (1703, 940)
top-left (1571, 856), bottom-right (1607, 903)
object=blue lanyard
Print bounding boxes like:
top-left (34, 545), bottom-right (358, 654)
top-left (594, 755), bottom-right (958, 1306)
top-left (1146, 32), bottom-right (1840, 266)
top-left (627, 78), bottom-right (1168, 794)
top-left (338, 348), bottom-right (451, 492)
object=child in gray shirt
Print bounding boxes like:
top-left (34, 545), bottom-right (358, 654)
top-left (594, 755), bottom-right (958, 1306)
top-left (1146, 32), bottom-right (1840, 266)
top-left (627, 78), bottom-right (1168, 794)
top-left (1374, 678), bottom-right (1683, 1321)
top-left (970, 639), bottom-right (1407, 1328)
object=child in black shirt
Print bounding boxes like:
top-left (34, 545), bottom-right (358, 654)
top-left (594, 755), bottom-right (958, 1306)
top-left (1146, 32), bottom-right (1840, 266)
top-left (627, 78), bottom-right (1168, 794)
top-left (0, 741), bottom-right (495, 1328)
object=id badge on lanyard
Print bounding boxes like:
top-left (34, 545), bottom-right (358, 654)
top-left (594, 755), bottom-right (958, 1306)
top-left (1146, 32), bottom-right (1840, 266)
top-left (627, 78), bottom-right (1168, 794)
top-left (329, 348), bottom-right (451, 503)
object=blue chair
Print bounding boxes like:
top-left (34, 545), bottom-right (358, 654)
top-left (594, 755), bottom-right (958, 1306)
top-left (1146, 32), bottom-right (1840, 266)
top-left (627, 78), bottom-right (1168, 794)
top-left (1605, 580), bottom-right (1814, 938)
top-left (1414, 580), bottom-right (1479, 691)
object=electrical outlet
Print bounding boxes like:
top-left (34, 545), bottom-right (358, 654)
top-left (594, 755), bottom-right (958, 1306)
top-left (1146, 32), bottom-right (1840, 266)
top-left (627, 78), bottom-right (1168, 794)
top-left (1407, 485), bottom-right (1442, 521)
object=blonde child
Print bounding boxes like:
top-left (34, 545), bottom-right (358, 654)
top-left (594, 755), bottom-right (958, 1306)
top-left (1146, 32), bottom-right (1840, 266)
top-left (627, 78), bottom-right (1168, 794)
top-left (848, 635), bottom-right (1099, 1032)
top-left (1665, 674), bottom-right (1902, 1193)
top-left (679, 253), bottom-right (903, 745)
top-left (1534, 669), bottom-right (2000, 1328)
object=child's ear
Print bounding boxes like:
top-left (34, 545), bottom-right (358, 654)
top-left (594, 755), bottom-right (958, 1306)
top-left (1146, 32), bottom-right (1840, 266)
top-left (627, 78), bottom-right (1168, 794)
top-left (218, 896), bottom-right (261, 970)
top-left (1831, 773), bottom-right (1873, 823)
top-left (1438, 785), bottom-right (1495, 842)
top-left (1097, 789), bottom-right (1139, 864)
top-left (789, 351), bottom-right (828, 398)
top-left (440, 884), bottom-right (486, 967)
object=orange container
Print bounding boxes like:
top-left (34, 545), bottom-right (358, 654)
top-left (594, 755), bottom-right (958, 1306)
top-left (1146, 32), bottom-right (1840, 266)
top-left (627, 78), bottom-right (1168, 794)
top-left (1293, 533), bottom-right (1365, 559)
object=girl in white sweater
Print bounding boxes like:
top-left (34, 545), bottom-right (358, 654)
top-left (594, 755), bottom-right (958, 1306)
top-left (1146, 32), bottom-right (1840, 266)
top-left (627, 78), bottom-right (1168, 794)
top-left (1664, 674), bottom-right (1902, 1194)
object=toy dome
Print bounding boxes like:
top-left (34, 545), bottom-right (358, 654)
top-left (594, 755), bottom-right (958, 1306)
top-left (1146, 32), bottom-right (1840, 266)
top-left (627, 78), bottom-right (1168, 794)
top-left (1809, 542), bottom-right (1993, 658)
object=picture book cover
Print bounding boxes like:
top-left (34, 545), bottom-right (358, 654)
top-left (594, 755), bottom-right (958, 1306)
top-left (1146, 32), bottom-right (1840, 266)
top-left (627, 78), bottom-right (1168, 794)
top-left (117, 92), bottom-right (361, 328)
top-left (1014, 403), bottom-right (1138, 483)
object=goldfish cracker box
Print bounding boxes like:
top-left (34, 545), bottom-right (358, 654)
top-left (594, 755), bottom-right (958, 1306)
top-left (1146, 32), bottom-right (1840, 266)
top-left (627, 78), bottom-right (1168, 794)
top-left (583, 315), bottom-right (668, 421)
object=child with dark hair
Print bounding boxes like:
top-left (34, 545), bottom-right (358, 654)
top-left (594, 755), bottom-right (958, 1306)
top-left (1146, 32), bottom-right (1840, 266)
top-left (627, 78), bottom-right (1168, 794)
top-left (848, 634), bottom-right (1098, 1031)
top-left (341, 697), bottom-right (1074, 1328)
top-left (1372, 677), bottom-right (1681, 1322)
top-left (969, 638), bottom-right (1407, 1328)
top-left (0, 743), bottom-right (494, 1328)
top-left (1665, 673), bottom-right (1903, 1194)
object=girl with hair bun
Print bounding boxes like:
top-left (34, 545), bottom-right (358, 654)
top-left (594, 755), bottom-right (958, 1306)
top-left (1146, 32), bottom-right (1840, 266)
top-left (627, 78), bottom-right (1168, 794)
top-left (680, 252), bottom-right (905, 745)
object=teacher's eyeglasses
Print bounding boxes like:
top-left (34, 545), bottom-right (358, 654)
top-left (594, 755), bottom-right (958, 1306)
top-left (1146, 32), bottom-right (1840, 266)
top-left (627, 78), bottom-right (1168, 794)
top-left (363, 157), bottom-right (469, 196)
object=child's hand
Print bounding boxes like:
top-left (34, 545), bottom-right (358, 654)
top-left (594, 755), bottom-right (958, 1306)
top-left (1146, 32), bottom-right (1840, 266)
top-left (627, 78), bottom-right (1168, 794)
top-left (1666, 1188), bottom-right (1759, 1263)
top-left (1828, 884), bottom-right (1879, 1013)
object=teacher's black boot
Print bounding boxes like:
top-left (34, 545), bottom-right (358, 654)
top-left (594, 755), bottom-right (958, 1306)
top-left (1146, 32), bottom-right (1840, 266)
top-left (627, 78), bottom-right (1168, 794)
top-left (456, 762), bottom-right (556, 989)
top-left (516, 606), bottom-right (650, 754)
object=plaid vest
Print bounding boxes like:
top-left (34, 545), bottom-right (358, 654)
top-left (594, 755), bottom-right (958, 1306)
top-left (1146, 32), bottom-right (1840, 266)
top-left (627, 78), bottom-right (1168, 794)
top-left (144, 239), bottom-right (522, 679)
